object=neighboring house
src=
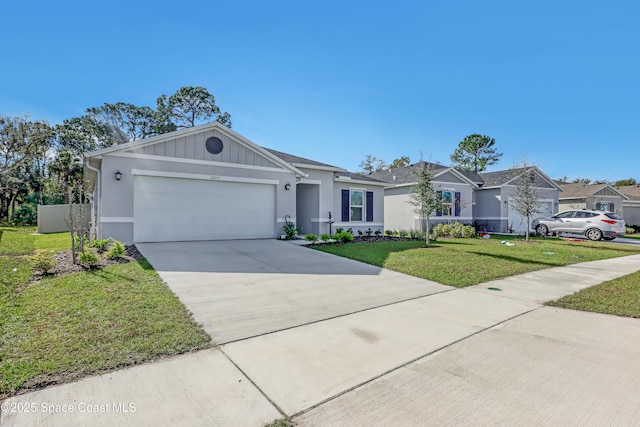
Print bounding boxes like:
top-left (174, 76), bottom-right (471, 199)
top-left (557, 182), bottom-right (628, 217)
top-left (369, 162), bottom-right (481, 231)
top-left (613, 185), bottom-right (640, 226)
top-left (476, 168), bottom-right (562, 234)
top-left (371, 163), bottom-right (561, 234)
top-left (83, 122), bottom-right (385, 244)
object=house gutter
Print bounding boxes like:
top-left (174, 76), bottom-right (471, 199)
top-left (84, 160), bottom-right (101, 239)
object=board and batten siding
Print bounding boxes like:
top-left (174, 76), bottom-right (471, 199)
top-left (128, 130), bottom-right (279, 168)
top-left (37, 204), bottom-right (91, 234)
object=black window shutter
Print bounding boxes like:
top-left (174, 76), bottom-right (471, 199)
top-left (436, 191), bottom-right (443, 217)
top-left (366, 191), bottom-right (374, 222)
top-left (454, 192), bottom-right (461, 216)
top-left (342, 190), bottom-right (350, 221)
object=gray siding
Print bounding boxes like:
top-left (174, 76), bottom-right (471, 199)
top-left (98, 154), bottom-right (295, 244)
top-left (333, 181), bottom-right (384, 234)
top-left (297, 168), bottom-right (337, 236)
top-left (129, 130), bottom-right (279, 169)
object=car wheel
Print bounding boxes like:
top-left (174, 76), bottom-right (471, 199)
top-left (535, 224), bottom-right (549, 236)
top-left (585, 228), bottom-right (603, 241)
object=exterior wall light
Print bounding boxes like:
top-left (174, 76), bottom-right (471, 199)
top-left (115, 170), bottom-right (122, 181)
top-left (284, 183), bottom-right (291, 191)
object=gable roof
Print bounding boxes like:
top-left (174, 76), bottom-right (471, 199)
top-left (479, 166), bottom-right (562, 190)
top-left (559, 183), bottom-right (629, 199)
top-left (368, 162), bottom-right (483, 187)
top-left (261, 148), bottom-right (345, 172)
top-left (83, 121), bottom-right (306, 177)
top-left (617, 185), bottom-right (640, 201)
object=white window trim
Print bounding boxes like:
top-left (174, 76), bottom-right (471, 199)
top-left (350, 188), bottom-right (366, 223)
top-left (440, 188), bottom-right (455, 217)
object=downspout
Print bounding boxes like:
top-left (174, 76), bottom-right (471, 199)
top-left (84, 159), bottom-right (101, 239)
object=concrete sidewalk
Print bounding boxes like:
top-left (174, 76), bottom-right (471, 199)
top-left (3, 250), bottom-right (640, 426)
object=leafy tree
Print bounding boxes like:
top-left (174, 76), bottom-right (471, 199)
top-left (450, 134), bottom-right (502, 173)
top-left (86, 102), bottom-right (157, 141)
top-left (408, 158), bottom-right (440, 247)
top-left (0, 115), bottom-right (53, 221)
top-left (47, 151), bottom-right (84, 203)
top-left (615, 178), bottom-right (638, 187)
top-left (390, 156), bottom-right (411, 169)
top-left (592, 179), bottom-right (611, 185)
top-left (166, 86), bottom-right (232, 129)
top-left (510, 163), bottom-right (543, 242)
top-left (359, 154), bottom-right (386, 174)
top-left (56, 115), bottom-right (128, 155)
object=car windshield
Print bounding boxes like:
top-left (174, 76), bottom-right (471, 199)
top-left (605, 213), bottom-right (623, 220)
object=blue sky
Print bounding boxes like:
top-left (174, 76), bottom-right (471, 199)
top-left (2, 1), bottom-right (638, 182)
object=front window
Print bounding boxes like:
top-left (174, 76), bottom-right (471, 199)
top-left (441, 190), bottom-right (453, 216)
top-left (350, 190), bottom-right (364, 221)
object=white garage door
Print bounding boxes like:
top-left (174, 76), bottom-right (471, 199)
top-left (134, 176), bottom-right (275, 242)
top-left (508, 200), bottom-right (553, 234)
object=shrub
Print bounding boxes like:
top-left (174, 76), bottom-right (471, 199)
top-left (320, 233), bottom-right (331, 242)
top-left (31, 250), bottom-right (55, 273)
top-left (384, 229), bottom-right (394, 236)
top-left (283, 222), bottom-right (301, 240)
top-left (79, 248), bottom-right (100, 268)
top-left (335, 227), bottom-right (345, 234)
top-left (106, 240), bottom-right (126, 260)
top-left (90, 239), bottom-right (110, 252)
top-left (432, 222), bottom-right (476, 238)
top-left (333, 231), bottom-right (354, 243)
top-left (627, 227), bottom-right (636, 234)
top-left (375, 229), bottom-right (382, 236)
top-left (398, 230), bottom-right (408, 238)
top-left (357, 230), bottom-right (363, 236)
top-left (346, 228), bottom-right (353, 234)
top-left (304, 233), bottom-right (318, 242)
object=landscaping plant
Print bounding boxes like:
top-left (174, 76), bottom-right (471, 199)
top-left (106, 240), bottom-right (126, 260)
top-left (30, 250), bottom-right (55, 274)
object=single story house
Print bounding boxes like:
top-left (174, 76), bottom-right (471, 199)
top-left (616, 185), bottom-right (640, 226)
top-left (84, 122), bottom-right (386, 244)
top-left (475, 168), bottom-right (561, 233)
top-left (369, 162), bottom-right (481, 231)
top-left (556, 182), bottom-right (628, 217)
top-left (370, 163), bottom-right (561, 234)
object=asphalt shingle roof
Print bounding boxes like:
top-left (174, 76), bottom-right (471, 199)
top-left (557, 183), bottom-right (612, 198)
top-left (334, 171), bottom-right (387, 183)
top-left (616, 185), bottom-right (640, 200)
top-left (262, 147), bottom-right (341, 169)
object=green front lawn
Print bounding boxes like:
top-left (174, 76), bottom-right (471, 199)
top-left (0, 226), bottom-right (70, 255)
top-left (313, 235), bottom-right (640, 287)
top-left (547, 270), bottom-right (640, 317)
top-left (0, 227), bottom-right (212, 398)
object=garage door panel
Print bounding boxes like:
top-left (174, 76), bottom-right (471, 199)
top-left (134, 176), bottom-right (275, 242)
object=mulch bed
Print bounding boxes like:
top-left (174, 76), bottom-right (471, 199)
top-left (34, 245), bottom-right (144, 279)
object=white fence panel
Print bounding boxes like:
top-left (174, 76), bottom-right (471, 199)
top-left (37, 204), bottom-right (92, 234)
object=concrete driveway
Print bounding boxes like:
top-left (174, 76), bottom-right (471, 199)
top-left (136, 240), bottom-right (451, 344)
top-left (4, 242), bottom-right (640, 426)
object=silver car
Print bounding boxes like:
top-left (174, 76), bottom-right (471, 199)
top-left (531, 209), bottom-right (626, 241)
